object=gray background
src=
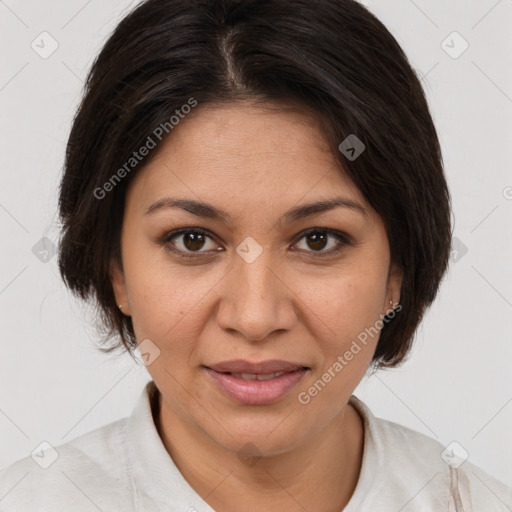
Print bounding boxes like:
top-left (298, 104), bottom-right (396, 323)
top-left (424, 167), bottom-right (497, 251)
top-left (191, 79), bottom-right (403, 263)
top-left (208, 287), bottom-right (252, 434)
top-left (1, 0), bottom-right (511, 488)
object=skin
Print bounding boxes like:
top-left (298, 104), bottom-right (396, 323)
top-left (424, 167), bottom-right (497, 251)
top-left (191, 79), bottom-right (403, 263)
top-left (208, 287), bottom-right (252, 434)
top-left (111, 100), bottom-right (402, 512)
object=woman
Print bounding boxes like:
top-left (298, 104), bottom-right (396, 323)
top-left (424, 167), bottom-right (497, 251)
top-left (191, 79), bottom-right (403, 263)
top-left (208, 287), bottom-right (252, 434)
top-left (1, 0), bottom-right (510, 510)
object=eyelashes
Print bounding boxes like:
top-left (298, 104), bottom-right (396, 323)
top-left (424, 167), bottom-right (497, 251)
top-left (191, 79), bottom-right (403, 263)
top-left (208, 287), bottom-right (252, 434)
top-left (291, 228), bottom-right (352, 259)
top-left (160, 228), bottom-right (220, 257)
top-left (158, 227), bottom-right (353, 260)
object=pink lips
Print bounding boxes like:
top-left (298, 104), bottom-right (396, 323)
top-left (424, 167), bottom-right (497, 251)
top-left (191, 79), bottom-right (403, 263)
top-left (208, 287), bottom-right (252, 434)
top-left (204, 359), bottom-right (308, 405)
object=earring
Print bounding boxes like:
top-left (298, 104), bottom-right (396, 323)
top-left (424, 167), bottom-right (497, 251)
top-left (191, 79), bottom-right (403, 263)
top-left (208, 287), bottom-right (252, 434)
top-left (119, 305), bottom-right (123, 310)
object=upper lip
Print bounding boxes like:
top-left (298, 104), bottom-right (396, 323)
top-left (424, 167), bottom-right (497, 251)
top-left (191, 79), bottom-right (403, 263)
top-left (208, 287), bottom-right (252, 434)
top-left (205, 359), bottom-right (309, 374)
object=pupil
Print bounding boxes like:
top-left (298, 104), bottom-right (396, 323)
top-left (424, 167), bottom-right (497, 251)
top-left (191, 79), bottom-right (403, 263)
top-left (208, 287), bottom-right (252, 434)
top-left (184, 232), bottom-right (205, 251)
top-left (307, 232), bottom-right (327, 251)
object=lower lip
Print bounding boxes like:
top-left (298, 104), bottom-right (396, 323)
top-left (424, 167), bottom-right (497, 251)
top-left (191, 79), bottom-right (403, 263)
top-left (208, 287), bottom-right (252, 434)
top-left (204, 368), bottom-right (307, 405)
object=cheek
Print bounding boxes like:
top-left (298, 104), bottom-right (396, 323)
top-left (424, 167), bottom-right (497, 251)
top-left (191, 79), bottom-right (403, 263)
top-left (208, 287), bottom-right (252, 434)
top-left (294, 268), bottom-right (387, 415)
top-left (301, 261), bottom-right (389, 339)
top-left (122, 224), bottom-right (390, 357)
top-left (122, 237), bottom-right (222, 343)
top-left (292, 259), bottom-right (390, 400)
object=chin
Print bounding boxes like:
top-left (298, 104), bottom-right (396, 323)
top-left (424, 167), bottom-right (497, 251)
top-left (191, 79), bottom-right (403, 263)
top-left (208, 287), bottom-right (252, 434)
top-left (204, 414), bottom-right (310, 458)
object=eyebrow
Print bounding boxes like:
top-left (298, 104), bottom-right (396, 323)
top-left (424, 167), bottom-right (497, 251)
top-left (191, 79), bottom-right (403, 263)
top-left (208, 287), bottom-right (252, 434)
top-left (145, 197), bottom-right (368, 224)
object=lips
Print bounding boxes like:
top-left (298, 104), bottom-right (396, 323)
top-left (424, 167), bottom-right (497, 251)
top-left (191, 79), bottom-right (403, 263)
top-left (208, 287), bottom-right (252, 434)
top-left (206, 359), bottom-right (307, 374)
top-left (204, 360), bottom-right (309, 405)
top-left (230, 371), bottom-right (286, 381)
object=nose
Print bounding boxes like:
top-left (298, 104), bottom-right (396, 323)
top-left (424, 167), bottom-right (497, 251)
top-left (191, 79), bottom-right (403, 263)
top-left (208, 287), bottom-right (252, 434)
top-left (215, 250), bottom-right (298, 341)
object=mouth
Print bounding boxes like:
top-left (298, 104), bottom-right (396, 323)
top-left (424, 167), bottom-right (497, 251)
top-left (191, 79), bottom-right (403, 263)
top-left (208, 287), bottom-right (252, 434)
top-left (225, 371), bottom-right (291, 381)
top-left (203, 360), bottom-right (310, 405)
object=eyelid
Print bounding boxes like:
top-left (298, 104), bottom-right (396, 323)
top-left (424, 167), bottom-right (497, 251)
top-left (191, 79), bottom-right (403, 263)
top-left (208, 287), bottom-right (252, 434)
top-left (161, 227), bottom-right (214, 244)
top-left (292, 227), bottom-right (351, 246)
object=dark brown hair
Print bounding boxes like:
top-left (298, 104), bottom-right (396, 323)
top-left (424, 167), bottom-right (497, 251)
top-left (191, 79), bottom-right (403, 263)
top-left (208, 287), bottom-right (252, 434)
top-left (58, 0), bottom-right (452, 367)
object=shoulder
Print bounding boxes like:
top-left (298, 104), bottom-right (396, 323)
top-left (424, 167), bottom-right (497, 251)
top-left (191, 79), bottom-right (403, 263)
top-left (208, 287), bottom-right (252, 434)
top-left (349, 396), bottom-right (512, 511)
top-left (0, 418), bottom-right (135, 511)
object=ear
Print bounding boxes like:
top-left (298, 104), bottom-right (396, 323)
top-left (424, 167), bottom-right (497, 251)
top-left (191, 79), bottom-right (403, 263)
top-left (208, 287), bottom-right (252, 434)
top-left (110, 259), bottom-right (131, 316)
top-left (384, 262), bottom-right (402, 312)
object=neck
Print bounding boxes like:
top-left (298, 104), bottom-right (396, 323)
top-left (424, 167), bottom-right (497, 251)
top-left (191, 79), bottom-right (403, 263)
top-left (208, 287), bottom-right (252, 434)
top-left (155, 392), bottom-right (364, 512)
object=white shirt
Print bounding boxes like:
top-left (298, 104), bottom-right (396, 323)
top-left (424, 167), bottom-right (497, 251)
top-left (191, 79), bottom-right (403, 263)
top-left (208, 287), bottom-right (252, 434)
top-left (1, 380), bottom-right (511, 511)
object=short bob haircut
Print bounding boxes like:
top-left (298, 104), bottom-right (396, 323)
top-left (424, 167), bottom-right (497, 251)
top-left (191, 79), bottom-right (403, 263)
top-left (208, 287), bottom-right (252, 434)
top-left (58, 0), bottom-right (452, 368)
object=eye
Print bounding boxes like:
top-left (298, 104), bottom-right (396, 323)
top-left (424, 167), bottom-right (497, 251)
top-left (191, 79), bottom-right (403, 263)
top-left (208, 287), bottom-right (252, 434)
top-left (293, 228), bottom-right (351, 258)
top-left (159, 227), bottom-right (351, 260)
top-left (161, 228), bottom-right (221, 257)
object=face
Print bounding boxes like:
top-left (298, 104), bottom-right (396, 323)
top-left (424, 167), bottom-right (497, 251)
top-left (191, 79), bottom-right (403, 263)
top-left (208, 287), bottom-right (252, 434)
top-left (111, 101), bottom-right (401, 458)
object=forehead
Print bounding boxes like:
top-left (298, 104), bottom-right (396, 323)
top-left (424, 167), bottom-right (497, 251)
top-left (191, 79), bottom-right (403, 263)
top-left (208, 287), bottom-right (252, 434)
top-left (125, 100), bottom-right (368, 214)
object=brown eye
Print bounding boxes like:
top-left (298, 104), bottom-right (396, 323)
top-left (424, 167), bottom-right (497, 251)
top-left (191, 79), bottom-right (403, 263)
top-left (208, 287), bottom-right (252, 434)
top-left (182, 232), bottom-right (207, 251)
top-left (293, 228), bottom-right (351, 258)
top-left (305, 231), bottom-right (328, 251)
top-left (163, 228), bottom-right (219, 256)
